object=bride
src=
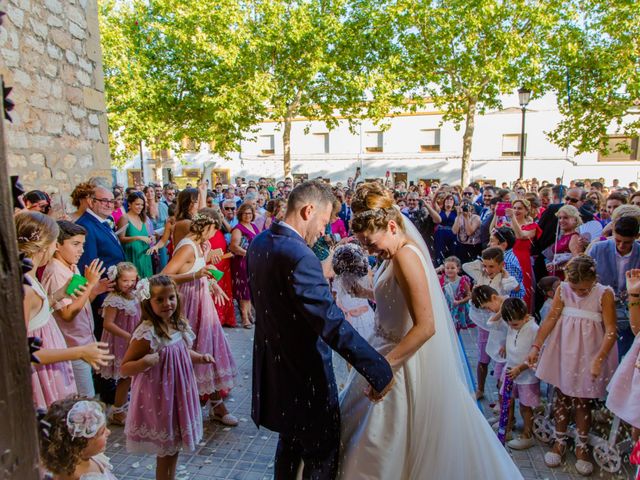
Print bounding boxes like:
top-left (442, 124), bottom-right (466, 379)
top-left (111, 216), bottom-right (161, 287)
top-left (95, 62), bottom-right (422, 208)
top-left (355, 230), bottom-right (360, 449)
top-left (338, 183), bottom-right (523, 479)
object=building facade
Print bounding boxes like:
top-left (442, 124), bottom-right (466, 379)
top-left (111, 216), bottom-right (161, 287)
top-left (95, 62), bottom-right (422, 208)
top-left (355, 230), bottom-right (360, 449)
top-left (2, 0), bottom-right (111, 198)
top-left (120, 92), bottom-right (639, 188)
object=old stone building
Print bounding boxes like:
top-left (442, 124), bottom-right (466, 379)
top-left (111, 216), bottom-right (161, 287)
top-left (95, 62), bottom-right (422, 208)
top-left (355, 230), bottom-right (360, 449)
top-left (0, 0), bottom-right (110, 198)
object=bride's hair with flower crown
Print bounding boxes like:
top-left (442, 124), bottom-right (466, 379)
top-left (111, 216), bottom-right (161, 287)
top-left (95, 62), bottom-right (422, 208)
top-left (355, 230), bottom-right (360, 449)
top-left (351, 182), bottom-right (405, 233)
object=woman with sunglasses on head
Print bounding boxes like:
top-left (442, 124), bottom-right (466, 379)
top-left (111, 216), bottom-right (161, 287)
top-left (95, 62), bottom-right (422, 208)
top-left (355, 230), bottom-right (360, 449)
top-left (24, 190), bottom-right (52, 216)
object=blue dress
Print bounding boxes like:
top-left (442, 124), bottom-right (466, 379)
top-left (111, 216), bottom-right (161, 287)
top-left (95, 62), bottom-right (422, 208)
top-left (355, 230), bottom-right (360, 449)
top-left (433, 210), bottom-right (457, 266)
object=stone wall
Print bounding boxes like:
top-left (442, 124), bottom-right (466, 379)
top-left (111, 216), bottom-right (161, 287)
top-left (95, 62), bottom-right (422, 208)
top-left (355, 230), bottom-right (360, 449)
top-left (0, 0), bottom-right (111, 197)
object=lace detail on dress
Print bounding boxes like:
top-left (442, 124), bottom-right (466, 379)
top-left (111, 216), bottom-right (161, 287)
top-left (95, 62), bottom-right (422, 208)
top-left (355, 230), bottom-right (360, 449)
top-left (126, 420), bottom-right (201, 457)
top-left (102, 293), bottom-right (140, 317)
top-left (132, 322), bottom-right (196, 351)
top-left (374, 323), bottom-right (403, 344)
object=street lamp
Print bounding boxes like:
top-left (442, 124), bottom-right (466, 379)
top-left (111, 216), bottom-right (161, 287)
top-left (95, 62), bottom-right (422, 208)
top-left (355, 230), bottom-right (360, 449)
top-left (518, 87), bottom-right (531, 180)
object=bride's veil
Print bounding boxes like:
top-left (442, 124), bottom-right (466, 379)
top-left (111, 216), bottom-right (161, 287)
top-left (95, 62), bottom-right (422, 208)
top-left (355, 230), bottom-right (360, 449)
top-left (401, 212), bottom-right (475, 393)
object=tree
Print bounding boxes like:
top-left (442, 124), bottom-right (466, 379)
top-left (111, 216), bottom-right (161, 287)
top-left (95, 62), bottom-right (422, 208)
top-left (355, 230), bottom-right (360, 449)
top-left (349, 0), bottom-right (560, 186)
top-left (99, 0), bottom-right (271, 179)
top-left (245, 0), bottom-right (377, 177)
top-left (541, 0), bottom-right (640, 156)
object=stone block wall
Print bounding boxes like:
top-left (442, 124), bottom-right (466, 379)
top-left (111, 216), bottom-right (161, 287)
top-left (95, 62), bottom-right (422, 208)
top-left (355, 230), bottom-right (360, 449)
top-left (0, 0), bottom-right (111, 197)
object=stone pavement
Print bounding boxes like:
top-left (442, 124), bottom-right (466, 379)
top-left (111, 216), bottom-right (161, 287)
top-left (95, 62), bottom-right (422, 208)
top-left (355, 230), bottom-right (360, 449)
top-left (106, 325), bottom-right (635, 480)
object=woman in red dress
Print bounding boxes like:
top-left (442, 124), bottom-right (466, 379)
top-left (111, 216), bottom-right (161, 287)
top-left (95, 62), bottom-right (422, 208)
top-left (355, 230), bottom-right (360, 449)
top-left (507, 199), bottom-right (541, 311)
top-left (208, 210), bottom-right (236, 327)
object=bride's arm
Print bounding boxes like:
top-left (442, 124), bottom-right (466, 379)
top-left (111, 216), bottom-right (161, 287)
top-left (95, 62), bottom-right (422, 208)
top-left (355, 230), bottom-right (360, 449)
top-left (386, 247), bottom-right (436, 369)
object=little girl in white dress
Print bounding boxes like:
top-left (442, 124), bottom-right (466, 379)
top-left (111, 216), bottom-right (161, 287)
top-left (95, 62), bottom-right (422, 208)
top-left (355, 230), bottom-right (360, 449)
top-left (332, 243), bottom-right (375, 342)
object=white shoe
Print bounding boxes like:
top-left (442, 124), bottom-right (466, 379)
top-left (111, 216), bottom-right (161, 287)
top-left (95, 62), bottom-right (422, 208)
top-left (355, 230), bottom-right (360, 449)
top-left (575, 459), bottom-right (594, 476)
top-left (210, 399), bottom-right (239, 426)
top-left (507, 436), bottom-right (535, 450)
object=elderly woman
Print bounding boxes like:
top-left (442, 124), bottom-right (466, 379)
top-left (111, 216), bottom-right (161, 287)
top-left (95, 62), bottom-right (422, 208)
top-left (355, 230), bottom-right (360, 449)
top-left (544, 204), bottom-right (585, 278)
top-left (230, 203), bottom-right (260, 328)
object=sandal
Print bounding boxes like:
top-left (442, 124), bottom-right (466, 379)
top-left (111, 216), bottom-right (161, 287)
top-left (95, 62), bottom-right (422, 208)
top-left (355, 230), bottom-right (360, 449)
top-left (243, 322), bottom-right (253, 329)
top-left (211, 399), bottom-right (239, 426)
top-left (574, 434), bottom-right (594, 476)
top-left (109, 403), bottom-right (128, 426)
top-left (544, 430), bottom-right (567, 468)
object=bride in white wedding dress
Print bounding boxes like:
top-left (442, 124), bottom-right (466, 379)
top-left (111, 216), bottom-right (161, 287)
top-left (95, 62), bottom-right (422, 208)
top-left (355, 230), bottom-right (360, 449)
top-left (338, 183), bottom-right (523, 480)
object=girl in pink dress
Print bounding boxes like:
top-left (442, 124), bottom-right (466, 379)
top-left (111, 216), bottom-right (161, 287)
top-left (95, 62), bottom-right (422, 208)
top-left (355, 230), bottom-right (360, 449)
top-left (162, 212), bottom-right (238, 426)
top-left (528, 255), bottom-right (619, 476)
top-left (38, 397), bottom-right (117, 480)
top-left (606, 269), bottom-right (640, 443)
top-left (16, 212), bottom-right (112, 409)
top-left (122, 275), bottom-right (213, 480)
top-left (100, 262), bottom-right (141, 425)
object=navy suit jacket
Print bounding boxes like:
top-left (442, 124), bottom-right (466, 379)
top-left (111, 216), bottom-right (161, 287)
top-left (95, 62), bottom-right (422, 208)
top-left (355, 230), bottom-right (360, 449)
top-left (247, 222), bottom-right (392, 436)
top-left (76, 211), bottom-right (126, 277)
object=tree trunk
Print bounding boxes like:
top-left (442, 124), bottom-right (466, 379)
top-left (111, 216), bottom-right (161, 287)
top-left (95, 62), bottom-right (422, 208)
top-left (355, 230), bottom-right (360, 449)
top-left (283, 116), bottom-right (292, 178)
top-left (460, 97), bottom-right (477, 187)
top-left (282, 90), bottom-right (302, 179)
top-left (0, 76), bottom-right (40, 479)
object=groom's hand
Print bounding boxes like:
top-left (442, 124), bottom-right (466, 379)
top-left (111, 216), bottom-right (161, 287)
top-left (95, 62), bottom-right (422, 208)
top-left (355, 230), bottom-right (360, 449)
top-left (365, 376), bottom-right (395, 403)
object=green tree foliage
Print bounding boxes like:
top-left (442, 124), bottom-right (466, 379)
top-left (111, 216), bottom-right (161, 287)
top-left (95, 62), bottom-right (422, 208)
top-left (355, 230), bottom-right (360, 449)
top-left (99, 0), bottom-right (270, 174)
top-left (540, 0), bottom-right (640, 156)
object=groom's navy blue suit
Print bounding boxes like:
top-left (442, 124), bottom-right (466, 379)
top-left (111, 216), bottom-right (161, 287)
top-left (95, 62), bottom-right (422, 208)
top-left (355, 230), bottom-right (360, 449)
top-left (247, 221), bottom-right (392, 480)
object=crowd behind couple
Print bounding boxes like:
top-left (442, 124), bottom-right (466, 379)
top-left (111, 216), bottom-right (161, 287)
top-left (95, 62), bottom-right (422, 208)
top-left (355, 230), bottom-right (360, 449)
top-left (12, 171), bottom-right (640, 479)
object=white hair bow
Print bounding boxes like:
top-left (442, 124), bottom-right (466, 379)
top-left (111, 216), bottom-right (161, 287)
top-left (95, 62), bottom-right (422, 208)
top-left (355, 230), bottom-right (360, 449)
top-left (66, 400), bottom-right (105, 439)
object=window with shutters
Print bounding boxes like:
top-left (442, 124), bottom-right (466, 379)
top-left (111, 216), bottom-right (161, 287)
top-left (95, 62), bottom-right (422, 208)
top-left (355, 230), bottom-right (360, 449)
top-left (598, 136), bottom-right (639, 161)
top-left (420, 128), bottom-right (441, 152)
top-left (502, 134), bottom-right (526, 157)
top-left (259, 134), bottom-right (275, 155)
top-left (365, 131), bottom-right (383, 153)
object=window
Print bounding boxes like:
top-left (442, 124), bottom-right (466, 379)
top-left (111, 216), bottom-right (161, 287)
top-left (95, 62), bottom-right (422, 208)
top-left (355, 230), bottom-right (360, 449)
top-left (502, 134), bottom-right (526, 157)
top-left (211, 168), bottom-right (230, 186)
top-left (127, 169), bottom-right (143, 187)
top-left (598, 136), bottom-right (639, 162)
top-left (365, 131), bottom-right (383, 153)
top-left (259, 134), bottom-right (275, 155)
top-left (312, 132), bottom-right (329, 153)
top-left (420, 129), bottom-right (440, 152)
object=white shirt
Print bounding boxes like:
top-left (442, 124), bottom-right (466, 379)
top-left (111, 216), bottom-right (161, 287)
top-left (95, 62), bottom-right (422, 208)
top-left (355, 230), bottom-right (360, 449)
top-left (615, 248), bottom-right (633, 295)
top-left (505, 318), bottom-right (539, 385)
top-left (279, 221), bottom-right (304, 240)
top-left (486, 317), bottom-right (508, 364)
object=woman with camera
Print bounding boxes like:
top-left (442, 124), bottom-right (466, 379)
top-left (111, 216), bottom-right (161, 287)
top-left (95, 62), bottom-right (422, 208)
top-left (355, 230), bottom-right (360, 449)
top-left (452, 201), bottom-right (482, 263)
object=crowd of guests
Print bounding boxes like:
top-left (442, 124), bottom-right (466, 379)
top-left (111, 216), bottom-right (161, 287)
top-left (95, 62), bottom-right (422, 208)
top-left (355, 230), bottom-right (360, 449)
top-left (14, 171), bottom-right (640, 478)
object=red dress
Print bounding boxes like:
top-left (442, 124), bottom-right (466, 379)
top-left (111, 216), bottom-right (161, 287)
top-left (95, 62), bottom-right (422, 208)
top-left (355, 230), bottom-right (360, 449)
top-left (513, 222), bottom-right (542, 310)
top-left (209, 230), bottom-right (236, 327)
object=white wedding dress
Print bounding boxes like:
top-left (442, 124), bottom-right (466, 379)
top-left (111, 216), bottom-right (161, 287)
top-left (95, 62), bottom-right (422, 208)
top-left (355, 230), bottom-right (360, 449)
top-left (338, 222), bottom-right (523, 479)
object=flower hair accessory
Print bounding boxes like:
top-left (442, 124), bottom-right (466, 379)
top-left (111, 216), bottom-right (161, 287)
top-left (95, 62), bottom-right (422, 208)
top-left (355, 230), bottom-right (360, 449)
top-left (107, 265), bottom-right (118, 281)
top-left (134, 278), bottom-right (150, 301)
top-left (17, 231), bottom-right (41, 242)
top-left (66, 400), bottom-right (106, 439)
top-left (353, 208), bottom-right (385, 220)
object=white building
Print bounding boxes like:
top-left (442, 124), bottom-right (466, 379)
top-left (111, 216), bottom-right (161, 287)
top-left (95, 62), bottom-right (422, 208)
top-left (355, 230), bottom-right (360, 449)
top-left (115, 92), bottom-right (640, 188)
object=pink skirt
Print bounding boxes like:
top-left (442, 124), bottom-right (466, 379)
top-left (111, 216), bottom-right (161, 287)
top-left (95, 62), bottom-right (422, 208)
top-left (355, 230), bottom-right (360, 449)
top-left (179, 278), bottom-right (237, 394)
top-left (606, 334), bottom-right (640, 428)
top-left (100, 310), bottom-right (139, 380)
top-left (126, 339), bottom-right (202, 456)
top-left (30, 319), bottom-right (77, 409)
top-left (536, 315), bottom-right (618, 398)
top-left (476, 327), bottom-right (490, 364)
top-left (500, 380), bottom-right (541, 408)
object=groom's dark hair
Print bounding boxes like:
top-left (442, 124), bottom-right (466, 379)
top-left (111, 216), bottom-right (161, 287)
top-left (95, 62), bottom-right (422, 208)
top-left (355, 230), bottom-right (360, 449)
top-left (287, 180), bottom-right (336, 211)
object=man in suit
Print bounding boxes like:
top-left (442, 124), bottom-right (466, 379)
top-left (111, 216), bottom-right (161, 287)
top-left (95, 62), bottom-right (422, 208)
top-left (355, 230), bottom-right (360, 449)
top-left (76, 186), bottom-right (126, 337)
top-left (589, 216), bottom-right (640, 356)
top-left (247, 181), bottom-right (393, 480)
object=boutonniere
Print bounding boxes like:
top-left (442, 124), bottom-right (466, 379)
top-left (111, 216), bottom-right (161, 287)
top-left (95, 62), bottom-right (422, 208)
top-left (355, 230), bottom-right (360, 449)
top-left (105, 217), bottom-right (115, 230)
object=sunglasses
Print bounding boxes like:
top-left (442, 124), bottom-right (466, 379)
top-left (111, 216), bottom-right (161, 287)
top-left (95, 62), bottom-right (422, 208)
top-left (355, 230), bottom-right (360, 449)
top-left (224, 207), bottom-right (236, 211)
top-left (564, 197), bottom-right (580, 204)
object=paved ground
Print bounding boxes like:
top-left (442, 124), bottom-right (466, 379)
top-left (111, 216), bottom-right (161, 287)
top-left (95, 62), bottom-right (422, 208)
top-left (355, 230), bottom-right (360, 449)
top-left (106, 324), bottom-right (635, 480)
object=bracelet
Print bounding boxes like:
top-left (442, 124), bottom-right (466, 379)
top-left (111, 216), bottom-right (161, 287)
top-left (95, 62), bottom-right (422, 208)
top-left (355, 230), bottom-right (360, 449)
top-left (629, 300), bottom-right (640, 308)
top-left (531, 344), bottom-right (541, 351)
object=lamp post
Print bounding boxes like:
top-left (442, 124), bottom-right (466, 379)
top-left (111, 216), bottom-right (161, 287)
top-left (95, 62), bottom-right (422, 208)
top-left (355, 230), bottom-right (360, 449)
top-left (518, 87), bottom-right (531, 180)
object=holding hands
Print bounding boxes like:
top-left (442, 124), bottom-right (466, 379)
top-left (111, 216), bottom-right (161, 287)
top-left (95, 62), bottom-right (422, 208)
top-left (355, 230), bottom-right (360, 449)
top-left (364, 376), bottom-right (395, 403)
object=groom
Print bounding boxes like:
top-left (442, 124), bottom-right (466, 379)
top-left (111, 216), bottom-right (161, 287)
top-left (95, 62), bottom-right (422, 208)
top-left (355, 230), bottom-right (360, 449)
top-left (247, 180), bottom-right (394, 480)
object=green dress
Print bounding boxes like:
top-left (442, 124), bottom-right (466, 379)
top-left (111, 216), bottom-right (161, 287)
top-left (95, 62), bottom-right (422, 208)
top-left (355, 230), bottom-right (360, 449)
top-left (123, 219), bottom-right (154, 278)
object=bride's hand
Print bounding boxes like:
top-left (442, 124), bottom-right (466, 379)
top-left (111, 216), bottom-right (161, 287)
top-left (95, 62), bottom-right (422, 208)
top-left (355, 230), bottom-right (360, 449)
top-left (364, 376), bottom-right (395, 402)
top-left (349, 282), bottom-right (374, 301)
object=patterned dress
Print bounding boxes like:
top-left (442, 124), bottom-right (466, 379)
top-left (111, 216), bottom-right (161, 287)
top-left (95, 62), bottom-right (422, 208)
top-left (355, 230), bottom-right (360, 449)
top-left (99, 293), bottom-right (141, 381)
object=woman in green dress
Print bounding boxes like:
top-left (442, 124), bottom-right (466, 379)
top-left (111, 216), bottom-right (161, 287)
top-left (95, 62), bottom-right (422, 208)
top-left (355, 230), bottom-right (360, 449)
top-left (117, 191), bottom-right (154, 278)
